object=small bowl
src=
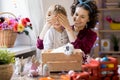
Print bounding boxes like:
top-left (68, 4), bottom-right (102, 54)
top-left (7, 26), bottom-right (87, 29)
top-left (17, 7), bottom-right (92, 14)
top-left (110, 23), bottom-right (120, 30)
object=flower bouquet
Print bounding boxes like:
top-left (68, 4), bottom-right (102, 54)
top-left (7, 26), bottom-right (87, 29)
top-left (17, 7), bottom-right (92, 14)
top-left (0, 12), bottom-right (32, 48)
top-left (106, 15), bottom-right (120, 30)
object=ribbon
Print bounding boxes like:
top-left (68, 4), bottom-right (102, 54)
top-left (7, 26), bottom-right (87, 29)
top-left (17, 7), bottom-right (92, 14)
top-left (78, 0), bottom-right (93, 13)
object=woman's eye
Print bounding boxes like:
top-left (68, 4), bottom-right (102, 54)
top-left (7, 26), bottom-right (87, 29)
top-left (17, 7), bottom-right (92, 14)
top-left (81, 16), bottom-right (85, 18)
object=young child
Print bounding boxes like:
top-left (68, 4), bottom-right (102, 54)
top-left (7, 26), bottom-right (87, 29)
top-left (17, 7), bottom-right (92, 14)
top-left (43, 4), bottom-right (69, 50)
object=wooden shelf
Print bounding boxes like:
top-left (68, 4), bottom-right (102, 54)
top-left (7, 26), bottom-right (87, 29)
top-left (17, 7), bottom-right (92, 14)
top-left (100, 51), bottom-right (120, 54)
top-left (99, 8), bottom-right (120, 11)
top-left (100, 51), bottom-right (120, 57)
top-left (99, 30), bottom-right (120, 33)
top-left (94, 0), bottom-right (120, 56)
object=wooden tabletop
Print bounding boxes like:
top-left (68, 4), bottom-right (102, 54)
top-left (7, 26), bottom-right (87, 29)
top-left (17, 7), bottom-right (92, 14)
top-left (11, 73), bottom-right (63, 80)
top-left (11, 74), bottom-right (40, 80)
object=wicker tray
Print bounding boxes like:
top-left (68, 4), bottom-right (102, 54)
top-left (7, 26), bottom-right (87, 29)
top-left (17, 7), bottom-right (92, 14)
top-left (0, 12), bottom-right (17, 48)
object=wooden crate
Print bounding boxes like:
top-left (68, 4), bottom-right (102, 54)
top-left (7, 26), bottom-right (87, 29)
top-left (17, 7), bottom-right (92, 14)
top-left (41, 50), bottom-right (82, 72)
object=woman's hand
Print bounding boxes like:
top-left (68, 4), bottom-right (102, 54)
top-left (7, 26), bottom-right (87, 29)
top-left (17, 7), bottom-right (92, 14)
top-left (57, 13), bottom-right (71, 30)
top-left (57, 13), bottom-right (77, 42)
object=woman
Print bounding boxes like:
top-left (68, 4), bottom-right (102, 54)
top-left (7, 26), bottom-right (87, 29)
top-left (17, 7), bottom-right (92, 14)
top-left (58, 0), bottom-right (99, 54)
top-left (57, 0), bottom-right (99, 62)
top-left (37, 0), bottom-right (99, 63)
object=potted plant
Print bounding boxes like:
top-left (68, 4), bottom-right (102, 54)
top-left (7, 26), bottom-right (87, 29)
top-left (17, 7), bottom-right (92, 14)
top-left (110, 34), bottom-right (120, 51)
top-left (0, 49), bottom-right (15, 80)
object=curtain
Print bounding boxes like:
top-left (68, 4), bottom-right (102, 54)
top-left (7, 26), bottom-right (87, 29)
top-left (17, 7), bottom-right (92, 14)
top-left (24, 0), bottom-right (44, 45)
top-left (0, 0), bottom-right (44, 46)
top-left (24, 0), bottom-right (45, 60)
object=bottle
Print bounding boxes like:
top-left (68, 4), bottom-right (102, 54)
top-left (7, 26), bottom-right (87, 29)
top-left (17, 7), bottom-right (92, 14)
top-left (42, 64), bottom-right (50, 77)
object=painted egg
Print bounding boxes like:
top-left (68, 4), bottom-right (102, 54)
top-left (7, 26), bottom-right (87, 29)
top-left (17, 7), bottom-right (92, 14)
top-left (101, 71), bottom-right (107, 75)
top-left (107, 64), bottom-right (114, 68)
top-left (95, 57), bottom-right (101, 61)
top-left (101, 57), bottom-right (108, 62)
top-left (101, 64), bottom-right (107, 68)
top-left (68, 70), bottom-right (75, 76)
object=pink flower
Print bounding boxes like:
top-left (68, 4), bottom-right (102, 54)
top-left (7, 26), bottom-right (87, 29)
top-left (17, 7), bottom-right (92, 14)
top-left (0, 16), bottom-right (32, 35)
top-left (106, 15), bottom-right (112, 23)
top-left (21, 18), bottom-right (31, 27)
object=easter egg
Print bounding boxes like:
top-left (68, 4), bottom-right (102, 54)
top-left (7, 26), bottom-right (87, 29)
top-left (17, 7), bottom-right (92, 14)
top-left (101, 71), bottom-right (107, 75)
top-left (107, 64), bottom-right (114, 68)
top-left (95, 57), bottom-right (101, 61)
top-left (108, 71), bottom-right (114, 74)
top-left (39, 77), bottom-right (54, 80)
top-left (101, 57), bottom-right (108, 62)
top-left (60, 75), bottom-right (70, 80)
top-left (101, 64), bottom-right (107, 68)
top-left (68, 70), bottom-right (75, 76)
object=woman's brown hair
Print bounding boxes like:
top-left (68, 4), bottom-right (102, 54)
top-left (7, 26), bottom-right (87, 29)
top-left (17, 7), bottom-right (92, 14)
top-left (71, 0), bottom-right (99, 28)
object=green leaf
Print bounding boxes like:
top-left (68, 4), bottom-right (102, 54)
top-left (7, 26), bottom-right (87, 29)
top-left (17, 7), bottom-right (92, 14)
top-left (110, 34), bottom-right (120, 47)
top-left (24, 30), bottom-right (29, 35)
top-left (29, 26), bottom-right (32, 30)
top-left (0, 49), bottom-right (15, 65)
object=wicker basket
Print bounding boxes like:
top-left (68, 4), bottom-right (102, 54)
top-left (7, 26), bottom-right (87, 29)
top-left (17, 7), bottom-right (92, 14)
top-left (0, 64), bottom-right (13, 80)
top-left (0, 30), bottom-right (17, 48)
top-left (0, 12), bottom-right (17, 48)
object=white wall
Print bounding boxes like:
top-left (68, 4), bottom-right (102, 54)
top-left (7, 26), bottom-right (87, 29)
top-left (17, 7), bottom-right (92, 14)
top-left (0, 0), bottom-right (29, 17)
top-left (0, 0), bottom-right (32, 46)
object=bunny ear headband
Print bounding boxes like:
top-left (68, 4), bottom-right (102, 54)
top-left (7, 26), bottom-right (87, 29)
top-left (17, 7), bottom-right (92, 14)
top-left (78, 0), bottom-right (93, 13)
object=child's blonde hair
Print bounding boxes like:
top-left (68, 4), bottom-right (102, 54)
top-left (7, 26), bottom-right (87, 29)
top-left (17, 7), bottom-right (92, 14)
top-left (46, 4), bottom-right (67, 17)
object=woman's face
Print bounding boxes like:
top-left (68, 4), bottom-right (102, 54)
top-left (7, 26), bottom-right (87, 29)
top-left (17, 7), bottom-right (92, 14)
top-left (73, 7), bottom-right (90, 30)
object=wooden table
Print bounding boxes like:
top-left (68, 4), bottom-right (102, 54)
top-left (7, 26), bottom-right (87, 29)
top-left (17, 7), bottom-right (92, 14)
top-left (11, 75), bottom-right (39, 80)
top-left (11, 73), bottom-right (62, 80)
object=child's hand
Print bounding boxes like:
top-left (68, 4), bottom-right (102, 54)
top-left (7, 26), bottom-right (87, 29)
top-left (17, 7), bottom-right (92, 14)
top-left (46, 15), bottom-right (57, 25)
